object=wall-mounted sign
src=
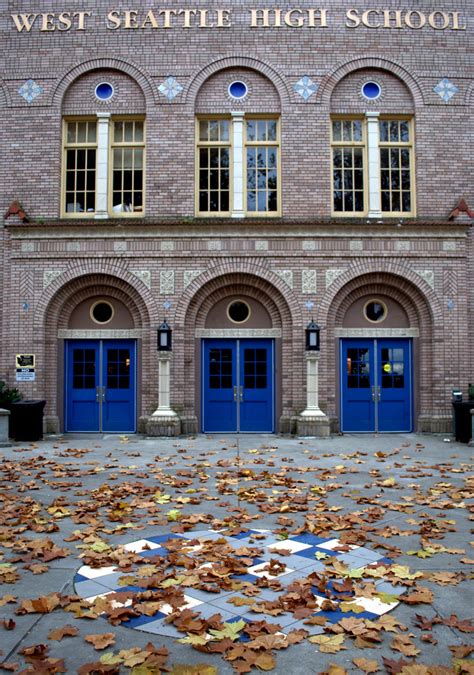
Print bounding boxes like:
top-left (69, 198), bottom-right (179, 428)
top-left (16, 354), bottom-right (36, 381)
top-left (8, 9), bottom-right (467, 33)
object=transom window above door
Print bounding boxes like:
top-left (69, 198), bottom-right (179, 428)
top-left (196, 115), bottom-right (280, 217)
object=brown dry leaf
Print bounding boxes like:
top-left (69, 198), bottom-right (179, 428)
top-left (450, 645), bottom-right (474, 658)
top-left (170, 665), bottom-right (218, 675)
top-left (85, 633), bottom-right (116, 650)
top-left (391, 635), bottom-right (421, 657)
top-left (25, 563), bottom-right (49, 575)
top-left (399, 667), bottom-right (430, 675)
top-left (382, 657), bottom-right (411, 674)
top-left (1, 619), bottom-right (16, 630)
top-left (352, 658), bottom-right (379, 673)
top-left (77, 662), bottom-right (120, 675)
top-left (308, 633), bottom-right (346, 653)
top-left (401, 587), bottom-right (433, 604)
top-left (0, 663), bottom-right (20, 671)
top-left (48, 625), bottom-right (78, 641)
top-left (253, 652), bottom-right (277, 671)
top-left (325, 666), bottom-right (347, 675)
top-left (16, 593), bottom-right (62, 614)
top-left (0, 595), bottom-right (16, 607)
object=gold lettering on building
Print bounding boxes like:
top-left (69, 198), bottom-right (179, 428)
top-left (9, 8), bottom-right (467, 32)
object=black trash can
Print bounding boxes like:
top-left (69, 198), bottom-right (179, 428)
top-left (452, 400), bottom-right (474, 443)
top-left (9, 400), bottom-right (46, 442)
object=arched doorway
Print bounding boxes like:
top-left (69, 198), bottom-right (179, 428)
top-left (323, 271), bottom-right (437, 433)
top-left (39, 272), bottom-right (154, 433)
top-left (176, 269), bottom-right (300, 434)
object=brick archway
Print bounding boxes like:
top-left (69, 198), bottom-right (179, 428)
top-left (37, 271), bottom-right (157, 432)
top-left (318, 266), bottom-right (441, 430)
top-left (174, 265), bottom-right (302, 432)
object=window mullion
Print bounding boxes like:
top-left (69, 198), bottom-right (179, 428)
top-left (231, 111), bottom-right (245, 218)
top-left (366, 111), bottom-right (382, 218)
top-left (95, 112), bottom-right (111, 220)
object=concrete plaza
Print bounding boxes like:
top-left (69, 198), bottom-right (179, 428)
top-left (0, 432), bottom-right (472, 672)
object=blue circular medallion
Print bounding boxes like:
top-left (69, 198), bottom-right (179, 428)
top-left (228, 81), bottom-right (248, 100)
top-left (362, 81), bottom-right (382, 100)
top-left (95, 82), bottom-right (114, 101)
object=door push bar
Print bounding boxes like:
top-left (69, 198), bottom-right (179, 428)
top-left (96, 386), bottom-right (106, 402)
top-left (233, 386), bottom-right (244, 402)
top-left (371, 386), bottom-right (381, 402)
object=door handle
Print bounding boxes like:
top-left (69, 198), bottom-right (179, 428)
top-left (233, 386), bottom-right (238, 402)
top-left (96, 386), bottom-right (100, 403)
top-left (371, 386), bottom-right (376, 402)
top-left (239, 386), bottom-right (244, 402)
top-left (102, 387), bottom-right (106, 402)
top-left (96, 386), bottom-right (106, 402)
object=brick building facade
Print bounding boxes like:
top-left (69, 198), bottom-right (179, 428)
top-left (1, 2), bottom-right (473, 435)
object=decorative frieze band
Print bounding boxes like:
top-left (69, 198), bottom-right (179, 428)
top-left (335, 328), bottom-right (420, 338)
top-left (58, 329), bottom-right (146, 338)
top-left (196, 328), bottom-right (282, 338)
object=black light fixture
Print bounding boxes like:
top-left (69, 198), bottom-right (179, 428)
top-left (157, 319), bottom-right (172, 351)
top-left (305, 319), bottom-right (320, 351)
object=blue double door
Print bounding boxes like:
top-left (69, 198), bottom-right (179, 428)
top-left (65, 340), bottom-right (136, 432)
top-left (340, 338), bottom-right (412, 432)
top-left (202, 339), bottom-right (274, 433)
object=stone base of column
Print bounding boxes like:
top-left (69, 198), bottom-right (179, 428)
top-left (146, 414), bottom-right (181, 437)
top-left (296, 414), bottom-right (330, 437)
top-left (0, 409), bottom-right (12, 446)
top-left (180, 415), bottom-right (199, 435)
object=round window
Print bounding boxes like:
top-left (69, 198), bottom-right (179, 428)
top-left (364, 300), bottom-right (387, 323)
top-left (228, 81), bottom-right (248, 100)
top-left (90, 301), bottom-right (114, 324)
top-left (227, 300), bottom-right (251, 324)
top-left (361, 81), bottom-right (382, 100)
top-left (95, 82), bottom-right (114, 101)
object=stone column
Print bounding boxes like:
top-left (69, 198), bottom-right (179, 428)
top-left (146, 353), bottom-right (181, 436)
top-left (0, 409), bottom-right (12, 447)
top-left (366, 111), bottom-right (382, 219)
top-left (231, 111), bottom-right (245, 218)
top-left (297, 352), bottom-right (330, 437)
top-left (95, 112), bottom-right (111, 219)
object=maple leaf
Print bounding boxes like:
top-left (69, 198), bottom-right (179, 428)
top-left (401, 586), bottom-right (433, 604)
top-left (170, 666), bottom-right (218, 675)
top-left (352, 658), bottom-right (379, 673)
top-left (16, 593), bottom-right (62, 614)
top-left (99, 652), bottom-right (124, 666)
top-left (85, 633), bottom-right (116, 650)
top-left (391, 635), bottom-right (421, 657)
top-left (48, 625), bottom-right (79, 640)
top-left (177, 634), bottom-right (210, 646)
top-left (382, 656), bottom-right (411, 674)
top-left (209, 619), bottom-right (246, 641)
top-left (308, 633), bottom-right (346, 653)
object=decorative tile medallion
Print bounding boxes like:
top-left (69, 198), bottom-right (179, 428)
top-left (184, 270), bottom-right (204, 289)
top-left (43, 270), bottom-right (62, 289)
top-left (273, 270), bottom-right (293, 289)
top-left (415, 270), bottom-right (434, 289)
top-left (255, 240), bottom-right (268, 251)
top-left (302, 270), bottom-right (317, 294)
top-left (158, 76), bottom-right (184, 101)
top-left (160, 270), bottom-right (175, 295)
top-left (161, 241), bottom-right (175, 251)
top-left (18, 79), bottom-right (44, 103)
top-left (131, 270), bottom-right (151, 289)
top-left (325, 268), bottom-right (346, 288)
top-left (294, 76), bottom-right (318, 101)
top-left (433, 78), bottom-right (459, 102)
top-left (74, 529), bottom-right (402, 639)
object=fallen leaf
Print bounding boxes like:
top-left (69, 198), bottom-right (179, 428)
top-left (85, 633), bottom-right (116, 650)
top-left (352, 658), bottom-right (379, 673)
top-left (48, 625), bottom-right (78, 641)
